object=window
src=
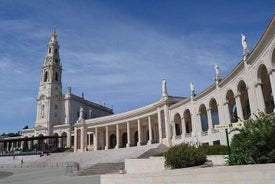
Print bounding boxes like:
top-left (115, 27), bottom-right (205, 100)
top-left (49, 48), bottom-right (51, 53)
top-left (44, 71), bottom-right (48, 82)
top-left (55, 72), bottom-right (58, 81)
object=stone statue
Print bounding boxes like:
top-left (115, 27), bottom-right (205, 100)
top-left (241, 34), bottom-right (249, 58)
top-left (162, 79), bottom-right (168, 97)
top-left (190, 82), bottom-right (195, 96)
top-left (79, 106), bottom-right (84, 120)
top-left (214, 64), bottom-right (220, 81)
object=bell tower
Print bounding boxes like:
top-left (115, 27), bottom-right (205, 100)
top-left (34, 28), bottom-right (62, 135)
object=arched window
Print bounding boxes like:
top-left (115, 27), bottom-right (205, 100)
top-left (48, 48), bottom-right (51, 54)
top-left (44, 71), bottom-right (48, 82)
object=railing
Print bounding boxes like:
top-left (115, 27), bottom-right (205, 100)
top-left (0, 161), bottom-right (78, 169)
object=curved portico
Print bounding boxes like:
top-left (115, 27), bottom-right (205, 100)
top-left (70, 16), bottom-right (275, 152)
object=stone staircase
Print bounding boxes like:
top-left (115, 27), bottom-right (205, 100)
top-left (75, 162), bottom-right (125, 176)
top-left (138, 144), bottom-right (169, 158)
top-left (75, 144), bottom-right (169, 176)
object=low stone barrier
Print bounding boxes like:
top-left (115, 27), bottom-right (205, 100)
top-left (101, 163), bottom-right (275, 184)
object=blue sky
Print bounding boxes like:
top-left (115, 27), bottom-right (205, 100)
top-left (0, 0), bottom-right (274, 134)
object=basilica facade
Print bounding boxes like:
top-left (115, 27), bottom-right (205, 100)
top-left (2, 16), bottom-right (275, 153)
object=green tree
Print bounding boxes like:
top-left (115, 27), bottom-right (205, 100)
top-left (227, 112), bottom-right (275, 165)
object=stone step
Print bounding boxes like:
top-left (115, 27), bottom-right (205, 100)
top-left (76, 162), bottom-right (125, 176)
top-left (138, 144), bottom-right (169, 158)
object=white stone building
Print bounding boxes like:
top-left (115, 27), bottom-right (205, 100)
top-left (2, 15), bottom-right (275, 153)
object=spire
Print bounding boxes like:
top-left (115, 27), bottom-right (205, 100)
top-left (50, 26), bottom-right (58, 44)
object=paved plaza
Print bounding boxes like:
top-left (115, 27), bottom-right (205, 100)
top-left (0, 167), bottom-right (100, 184)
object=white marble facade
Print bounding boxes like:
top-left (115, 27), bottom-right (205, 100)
top-left (23, 16), bottom-right (275, 152)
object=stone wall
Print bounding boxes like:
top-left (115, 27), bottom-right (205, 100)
top-left (101, 163), bottom-right (275, 184)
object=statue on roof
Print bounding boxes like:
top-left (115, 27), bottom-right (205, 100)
top-left (190, 82), bottom-right (195, 97)
top-left (241, 34), bottom-right (249, 60)
top-left (214, 64), bottom-right (221, 82)
top-left (162, 79), bottom-right (168, 98)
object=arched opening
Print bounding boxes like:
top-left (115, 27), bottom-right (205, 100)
top-left (109, 134), bottom-right (116, 149)
top-left (199, 104), bottom-right (208, 132)
top-left (174, 113), bottom-right (182, 136)
top-left (209, 98), bottom-right (219, 127)
top-left (122, 132), bottom-right (127, 148)
top-left (184, 109), bottom-right (192, 134)
top-left (226, 90), bottom-right (238, 122)
top-left (238, 80), bottom-right (251, 120)
top-left (258, 65), bottom-right (274, 113)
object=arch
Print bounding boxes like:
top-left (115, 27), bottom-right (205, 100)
top-left (122, 132), bottom-right (127, 148)
top-left (226, 90), bottom-right (238, 122)
top-left (209, 98), bottom-right (219, 127)
top-left (237, 80), bottom-right (251, 120)
top-left (184, 109), bottom-right (192, 133)
top-left (199, 104), bottom-right (208, 132)
top-left (109, 134), bottom-right (116, 149)
top-left (258, 64), bottom-right (274, 113)
top-left (174, 113), bottom-right (182, 136)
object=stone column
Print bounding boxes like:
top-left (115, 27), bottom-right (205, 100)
top-left (235, 94), bottom-right (244, 121)
top-left (80, 126), bottom-right (84, 151)
top-left (255, 82), bottom-right (265, 112)
top-left (207, 108), bottom-right (213, 134)
top-left (147, 116), bottom-right (152, 145)
top-left (73, 127), bottom-right (77, 152)
top-left (181, 116), bottom-right (186, 139)
top-left (126, 121), bottom-right (131, 148)
top-left (224, 101), bottom-right (231, 123)
top-left (137, 119), bottom-right (141, 146)
top-left (115, 124), bottom-right (120, 149)
top-left (171, 121), bottom-right (176, 141)
top-left (67, 131), bottom-right (71, 148)
top-left (94, 128), bottom-right (98, 151)
top-left (105, 126), bottom-right (109, 150)
top-left (157, 108), bottom-right (162, 143)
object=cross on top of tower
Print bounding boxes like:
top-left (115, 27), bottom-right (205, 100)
top-left (51, 26), bottom-right (57, 39)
